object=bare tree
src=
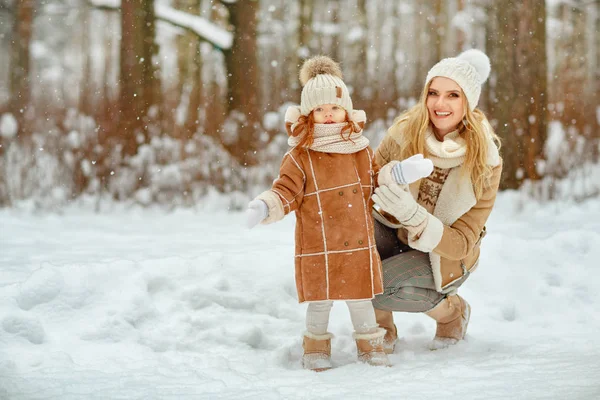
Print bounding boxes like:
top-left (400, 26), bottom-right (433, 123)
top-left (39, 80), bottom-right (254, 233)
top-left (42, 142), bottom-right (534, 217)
top-left (298, 0), bottom-right (314, 59)
top-left (118, 0), bottom-right (160, 157)
top-left (9, 0), bottom-right (34, 138)
top-left (174, 0), bottom-right (203, 140)
top-left (222, 0), bottom-right (261, 166)
top-left (486, 0), bottom-right (547, 189)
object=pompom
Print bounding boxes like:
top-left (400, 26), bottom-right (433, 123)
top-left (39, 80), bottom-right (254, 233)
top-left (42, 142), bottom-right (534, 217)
top-left (299, 56), bottom-right (343, 86)
top-left (457, 49), bottom-right (491, 83)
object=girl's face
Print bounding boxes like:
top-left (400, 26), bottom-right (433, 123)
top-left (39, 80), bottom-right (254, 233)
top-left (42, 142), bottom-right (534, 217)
top-left (426, 77), bottom-right (465, 139)
top-left (312, 104), bottom-right (346, 124)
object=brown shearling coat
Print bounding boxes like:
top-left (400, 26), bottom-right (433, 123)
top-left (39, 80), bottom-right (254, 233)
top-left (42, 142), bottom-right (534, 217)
top-left (259, 145), bottom-right (383, 302)
top-left (375, 125), bottom-right (502, 293)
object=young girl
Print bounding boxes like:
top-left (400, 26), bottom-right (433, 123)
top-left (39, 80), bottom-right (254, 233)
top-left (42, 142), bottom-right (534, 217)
top-left (246, 56), bottom-right (432, 371)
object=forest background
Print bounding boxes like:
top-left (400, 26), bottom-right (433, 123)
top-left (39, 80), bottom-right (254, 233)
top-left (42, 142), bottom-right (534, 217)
top-left (0, 0), bottom-right (598, 211)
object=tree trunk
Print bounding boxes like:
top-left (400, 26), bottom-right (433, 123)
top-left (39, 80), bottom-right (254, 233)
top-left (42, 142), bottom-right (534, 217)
top-left (486, 0), bottom-right (547, 189)
top-left (175, 0), bottom-right (203, 140)
top-left (299, 0), bottom-right (314, 58)
top-left (80, 3), bottom-right (93, 116)
top-left (9, 0), bottom-right (34, 138)
top-left (118, 0), bottom-right (159, 157)
top-left (223, 0), bottom-right (261, 166)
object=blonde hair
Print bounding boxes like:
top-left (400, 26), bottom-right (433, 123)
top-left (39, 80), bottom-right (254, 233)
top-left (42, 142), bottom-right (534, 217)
top-left (390, 81), bottom-right (501, 199)
top-left (291, 111), bottom-right (362, 148)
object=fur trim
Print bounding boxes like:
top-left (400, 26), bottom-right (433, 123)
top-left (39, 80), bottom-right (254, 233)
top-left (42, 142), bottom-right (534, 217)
top-left (409, 213), bottom-right (444, 253)
top-left (434, 168), bottom-right (476, 228)
top-left (352, 327), bottom-right (386, 340)
top-left (285, 106), bottom-right (301, 124)
top-left (351, 109), bottom-right (366, 124)
top-left (299, 56), bottom-right (343, 86)
top-left (429, 253), bottom-right (444, 293)
top-left (256, 190), bottom-right (285, 224)
top-left (483, 119), bottom-right (501, 167)
top-left (303, 331), bottom-right (334, 340)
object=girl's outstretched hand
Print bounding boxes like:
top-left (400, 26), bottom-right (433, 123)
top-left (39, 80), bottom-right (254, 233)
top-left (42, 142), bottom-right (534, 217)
top-left (246, 199), bottom-right (268, 229)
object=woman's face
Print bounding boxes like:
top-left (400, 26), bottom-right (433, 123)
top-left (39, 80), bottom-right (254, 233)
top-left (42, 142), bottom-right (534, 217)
top-left (426, 77), bottom-right (465, 138)
top-left (312, 104), bottom-right (346, 124)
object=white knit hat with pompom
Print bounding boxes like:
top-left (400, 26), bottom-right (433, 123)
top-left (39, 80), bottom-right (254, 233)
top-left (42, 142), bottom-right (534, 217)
top-left (299, 56), bottom-right (353, 116)
top-left (425, 49), bottom-right (491, 110)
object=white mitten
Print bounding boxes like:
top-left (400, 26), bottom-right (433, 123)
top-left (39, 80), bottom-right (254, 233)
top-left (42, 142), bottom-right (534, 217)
top-left (246, 199), bottom-right (269, 229)
top-left (372, 184), bottom-right (427, 228)
top-left (379, 154), bottom-right (434, 186)
top-left (391, 154), bottom-right (434, 184)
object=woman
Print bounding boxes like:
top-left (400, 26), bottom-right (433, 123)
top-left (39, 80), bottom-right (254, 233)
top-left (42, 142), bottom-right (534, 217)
top-left (371, 49), bottom-right (502, 352)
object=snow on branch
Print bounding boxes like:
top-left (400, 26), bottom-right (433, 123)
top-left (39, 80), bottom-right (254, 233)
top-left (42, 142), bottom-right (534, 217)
top-left (89, 0), bottom-right (233, 50)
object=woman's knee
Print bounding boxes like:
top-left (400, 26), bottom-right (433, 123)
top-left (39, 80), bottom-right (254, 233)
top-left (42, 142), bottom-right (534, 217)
top-left (373, 286), bottom-right (442, 313)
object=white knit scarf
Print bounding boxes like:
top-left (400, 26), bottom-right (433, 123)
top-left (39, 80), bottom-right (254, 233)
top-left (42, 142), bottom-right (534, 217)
top-left (287, 122), bottom-right (370, 154)
top-left (425, 128), bottom-right (467, 168)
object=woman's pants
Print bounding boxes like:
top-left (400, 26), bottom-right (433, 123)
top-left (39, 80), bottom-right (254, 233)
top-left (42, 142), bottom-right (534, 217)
top-left (371, 220), bottom-right (467, 313)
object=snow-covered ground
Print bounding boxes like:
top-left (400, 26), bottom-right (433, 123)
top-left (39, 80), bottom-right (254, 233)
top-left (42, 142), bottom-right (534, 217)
top-left (1, 192), bottom-right (599, 400)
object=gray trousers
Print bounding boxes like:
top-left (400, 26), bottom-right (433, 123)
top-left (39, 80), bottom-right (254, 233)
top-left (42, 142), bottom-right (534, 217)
top-left (372, 220), bottom-right (467, 313)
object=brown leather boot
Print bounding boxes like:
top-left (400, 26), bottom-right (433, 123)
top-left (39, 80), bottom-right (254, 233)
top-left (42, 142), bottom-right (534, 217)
top-left (425, 295), bottom-right (471, 350)
top-left (302, 332), bottom-right (333, 371)
top-left (354, 328), bottom-right (391, 367)
top-left (374, 308), bottom-right (397, 354)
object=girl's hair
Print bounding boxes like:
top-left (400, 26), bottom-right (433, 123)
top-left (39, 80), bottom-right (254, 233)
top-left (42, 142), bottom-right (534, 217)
top-left (390, 81), bottom-right (501, 199)
top-left (291, 110), bottom-right (362, 148)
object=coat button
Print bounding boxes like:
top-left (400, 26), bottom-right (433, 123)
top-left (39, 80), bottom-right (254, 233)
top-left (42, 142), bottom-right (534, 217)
top-left (358, 240), bottom-right (363, 244)
top-left (344, 241), bottom-right (349, 246)
top-left (449, 273), bottom-right (454, 278)
top-left (353, 188), bottom-right (358, 193)
top-left (339, 191), bottom-right (344, 196)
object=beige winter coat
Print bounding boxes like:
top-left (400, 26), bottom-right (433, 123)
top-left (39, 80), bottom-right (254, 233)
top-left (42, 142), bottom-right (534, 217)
top-left (258, 111), bottom-right (383, 303)
top-left (375, 123), bottom-right (502, 293)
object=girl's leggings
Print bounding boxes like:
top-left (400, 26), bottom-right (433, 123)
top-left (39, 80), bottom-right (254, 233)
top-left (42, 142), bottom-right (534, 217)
top-left (305, 299), bottom-right (379, 335)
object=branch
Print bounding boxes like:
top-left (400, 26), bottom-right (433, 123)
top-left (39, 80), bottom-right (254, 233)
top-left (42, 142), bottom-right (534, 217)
top-left (88, 0), bottom-right (233, 50)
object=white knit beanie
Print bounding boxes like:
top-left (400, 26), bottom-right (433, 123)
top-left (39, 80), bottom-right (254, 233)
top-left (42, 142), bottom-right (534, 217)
top-left (425, 49), bottom-right (491, 110)
top-left (299, 56), bottom-right (353, 116)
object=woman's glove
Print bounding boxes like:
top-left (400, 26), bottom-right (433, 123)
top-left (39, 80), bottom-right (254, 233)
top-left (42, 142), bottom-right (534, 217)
top-left (372, 184), bottom-right (427, 229)
top-left (246, 199), bottom-right (269, 229)
top-left (378, 154), bottom-right (434, 186)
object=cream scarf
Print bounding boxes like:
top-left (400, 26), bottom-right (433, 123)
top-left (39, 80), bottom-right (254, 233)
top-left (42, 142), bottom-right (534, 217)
top-left (287, 122), bottom-right (370, 154)
top-left (425, 128), bottom-right (467, 168)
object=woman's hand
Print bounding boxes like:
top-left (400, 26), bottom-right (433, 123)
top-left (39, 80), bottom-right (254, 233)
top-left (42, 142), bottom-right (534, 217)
top-left (378, 154), bottom-right (434, 186)
top-left (372, 185), bottom-right (427, 228)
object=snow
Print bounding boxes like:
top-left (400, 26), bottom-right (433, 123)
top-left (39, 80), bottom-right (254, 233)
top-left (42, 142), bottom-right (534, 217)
top-left (1, 192), bottom-right (599, 399)
top-left (0, 113), bottom-right (17, 139)
top-left (155, 4), bottom-right (233, 50)
top-left (89, 1), bottom-right (233, 49)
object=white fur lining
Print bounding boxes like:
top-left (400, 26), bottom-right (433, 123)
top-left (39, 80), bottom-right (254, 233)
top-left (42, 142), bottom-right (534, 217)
top-left (285, 106), bottom-right (301, 124)
top-left (257, 190), bottom-right (285, 224)
top-left (352, 327), bottom-right (386, 340)
top-left (304, 331), bottom-right (334, 340)
top-left (427, 166), bottom-right (476, 292)
top-left (352, 109), bottom-right (367, 124)
top-left (483, 119), bottom-right (501, 167)
top-left (409, 214), bottom-right (444, 253)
